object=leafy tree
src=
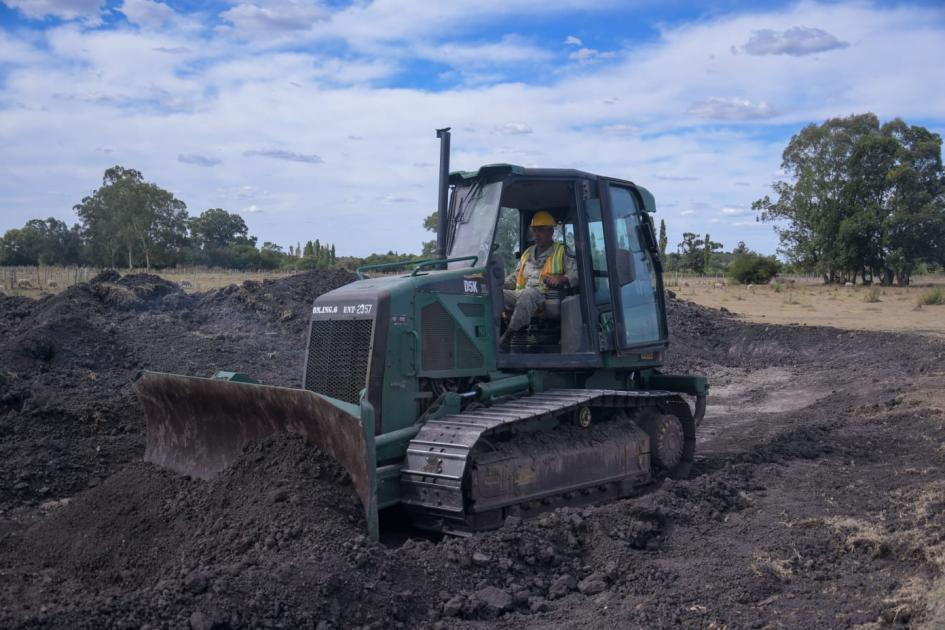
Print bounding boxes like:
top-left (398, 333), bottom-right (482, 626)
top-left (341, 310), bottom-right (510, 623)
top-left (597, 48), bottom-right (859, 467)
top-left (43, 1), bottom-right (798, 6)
top-left (190, 208), bottom-right (252, 249)
top-left (74, 166), bottom-right (188, 269)
top-left (303, 240), bottom-right (315, 257)
top-left (421, 211), bottom-right (437, 257)
top-left (728, 250), bottom-right (782, 284)
top-left (658, 219), bottom-right (668, 261)
top-left (676, 232), bottom-right (706, 273)
top-left (754, 114), bottom-right (945, 285)
top-left (0, 218), bottom-right (82, 266)
top-left (258, 242), bottom-right (287, 269)
top-left (703, 233), bottom-right (722, 273)
top-left (188, 208), bottom-right (257, 267)
top-left (0, 227), bottom-right (42, 265)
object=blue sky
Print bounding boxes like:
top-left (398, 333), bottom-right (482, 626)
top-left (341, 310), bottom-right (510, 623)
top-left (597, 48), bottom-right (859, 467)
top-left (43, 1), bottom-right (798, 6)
top-left (1, 0), bottom-right (943, 257)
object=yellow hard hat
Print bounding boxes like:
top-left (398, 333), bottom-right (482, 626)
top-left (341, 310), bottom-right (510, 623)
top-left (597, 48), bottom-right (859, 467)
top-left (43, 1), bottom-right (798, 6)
top-left (529, 211), bottom-right (556, 229)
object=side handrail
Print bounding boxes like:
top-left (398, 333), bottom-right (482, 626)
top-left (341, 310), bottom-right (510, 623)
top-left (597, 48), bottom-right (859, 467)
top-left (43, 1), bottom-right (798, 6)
top-left (409, 255), bottom-right (478, 276)
top-left (356, 257), bottom-right (434, 279)
top-left (356, 255), bottom-right (479, 279)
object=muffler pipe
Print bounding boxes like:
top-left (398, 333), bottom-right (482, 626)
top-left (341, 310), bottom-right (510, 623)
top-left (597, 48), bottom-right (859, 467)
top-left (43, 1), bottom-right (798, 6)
top-left (435, 127), bottom-right (451, 261)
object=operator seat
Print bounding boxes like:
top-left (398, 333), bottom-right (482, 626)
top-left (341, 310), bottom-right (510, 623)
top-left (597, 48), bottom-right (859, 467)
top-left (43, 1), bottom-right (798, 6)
top-left (505, 248), bottom-right (578, 353)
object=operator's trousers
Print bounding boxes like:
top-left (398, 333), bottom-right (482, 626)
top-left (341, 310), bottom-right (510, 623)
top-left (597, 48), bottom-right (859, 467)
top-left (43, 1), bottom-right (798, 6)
top-left (503, 287), bottom-right (545, 332)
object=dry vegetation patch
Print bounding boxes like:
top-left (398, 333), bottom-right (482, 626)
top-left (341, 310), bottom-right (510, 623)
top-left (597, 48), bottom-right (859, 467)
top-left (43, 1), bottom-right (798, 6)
top-left (673, 275), bottom-right (945, 337)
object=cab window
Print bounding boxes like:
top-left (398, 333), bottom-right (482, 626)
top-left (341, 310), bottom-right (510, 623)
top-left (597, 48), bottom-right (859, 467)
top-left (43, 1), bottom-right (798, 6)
top-left (609, 187), bottom-right (663, 346)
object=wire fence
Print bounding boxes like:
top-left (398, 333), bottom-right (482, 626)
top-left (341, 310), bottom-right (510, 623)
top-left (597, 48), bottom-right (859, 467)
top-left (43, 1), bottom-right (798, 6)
top-left (662, 272), bottom-right (822, 288)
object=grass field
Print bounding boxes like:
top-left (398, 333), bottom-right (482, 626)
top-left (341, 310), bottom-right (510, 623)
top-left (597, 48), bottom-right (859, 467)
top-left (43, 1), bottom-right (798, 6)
top-left (673, 274), bottom-right (945, 338)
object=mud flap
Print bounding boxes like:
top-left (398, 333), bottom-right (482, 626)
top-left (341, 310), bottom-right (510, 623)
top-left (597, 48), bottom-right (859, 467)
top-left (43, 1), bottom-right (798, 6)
top-left (134, 371), bottom-right (379, 540)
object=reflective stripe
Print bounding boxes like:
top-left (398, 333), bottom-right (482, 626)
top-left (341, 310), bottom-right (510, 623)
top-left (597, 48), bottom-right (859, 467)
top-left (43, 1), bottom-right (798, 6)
top-left (515, 243), bottom-right (565, 291)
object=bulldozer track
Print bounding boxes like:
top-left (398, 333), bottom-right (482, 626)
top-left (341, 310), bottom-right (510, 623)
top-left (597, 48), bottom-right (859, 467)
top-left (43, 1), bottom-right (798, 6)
top-left (400, 388), bottom-right (695, 533)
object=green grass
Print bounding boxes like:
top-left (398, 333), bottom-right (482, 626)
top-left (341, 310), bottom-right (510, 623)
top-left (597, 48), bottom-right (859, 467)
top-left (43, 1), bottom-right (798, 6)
top-left (917, 287), bottom-right (945, 306)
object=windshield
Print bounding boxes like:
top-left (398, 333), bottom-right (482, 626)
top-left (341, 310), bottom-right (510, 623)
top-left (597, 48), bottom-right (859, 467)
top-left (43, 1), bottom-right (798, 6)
top-left (446, 180), bottom-right (502, 269)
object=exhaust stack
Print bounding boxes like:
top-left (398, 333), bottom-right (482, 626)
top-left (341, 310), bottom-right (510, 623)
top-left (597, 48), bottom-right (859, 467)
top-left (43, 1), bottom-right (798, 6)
top-left (435, 127), bottom-right (451, 260)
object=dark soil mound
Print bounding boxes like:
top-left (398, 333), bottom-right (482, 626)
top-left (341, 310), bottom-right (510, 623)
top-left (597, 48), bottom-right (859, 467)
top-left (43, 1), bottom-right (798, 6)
top-left (0, 269), bottom-right (355, 517)
top-left (9, 434), bottom-right (429, 629)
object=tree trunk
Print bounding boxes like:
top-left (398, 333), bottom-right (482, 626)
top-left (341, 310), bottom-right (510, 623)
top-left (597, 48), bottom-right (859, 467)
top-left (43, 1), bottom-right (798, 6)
top-left (127, 246), bottom-right (133, 270)
top-left (141, 238), bottom-right (151, 270)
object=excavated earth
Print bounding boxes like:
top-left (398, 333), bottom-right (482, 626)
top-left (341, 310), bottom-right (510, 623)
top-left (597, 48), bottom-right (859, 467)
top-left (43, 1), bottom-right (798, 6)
top-left (1, 270), bottom-right (944, 629)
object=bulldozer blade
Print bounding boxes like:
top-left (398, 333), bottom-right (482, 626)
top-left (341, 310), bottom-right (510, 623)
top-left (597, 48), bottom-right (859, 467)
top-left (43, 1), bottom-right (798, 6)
top-left (134, 371), bottom-right (373, 517)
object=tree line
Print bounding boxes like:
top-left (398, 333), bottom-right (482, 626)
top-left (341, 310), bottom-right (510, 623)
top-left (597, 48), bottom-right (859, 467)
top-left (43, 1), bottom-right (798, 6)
top-left (0, 166), bottom-right (339, 271)
top-left (754, 113), bottom-right (945, 285)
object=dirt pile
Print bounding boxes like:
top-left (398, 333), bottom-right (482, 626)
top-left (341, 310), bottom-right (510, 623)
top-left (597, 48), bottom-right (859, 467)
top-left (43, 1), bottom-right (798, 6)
top-left (7, 433), bottom-right (436, 628)
top-left (2, 271), bottom-right (945, 628)
top-left (0, 269), bottom-right (354, 517)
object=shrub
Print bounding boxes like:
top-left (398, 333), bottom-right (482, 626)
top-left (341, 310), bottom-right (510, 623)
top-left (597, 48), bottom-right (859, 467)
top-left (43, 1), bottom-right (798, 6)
top-left (728, 251), bottom-right (782, 285)
top-left (917, 287), bottom-right (945, 306)
top-left (864, 286), bottom-right (881, 303)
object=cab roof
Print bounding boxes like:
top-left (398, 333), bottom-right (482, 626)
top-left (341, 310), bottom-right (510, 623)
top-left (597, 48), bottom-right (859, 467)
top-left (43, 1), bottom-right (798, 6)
top-left (449, 163), bottom-right (656, 213)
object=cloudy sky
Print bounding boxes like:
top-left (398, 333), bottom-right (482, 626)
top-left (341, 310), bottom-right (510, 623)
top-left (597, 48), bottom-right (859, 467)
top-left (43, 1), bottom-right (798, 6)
top-left (1, 0), bottom-right (943, 257)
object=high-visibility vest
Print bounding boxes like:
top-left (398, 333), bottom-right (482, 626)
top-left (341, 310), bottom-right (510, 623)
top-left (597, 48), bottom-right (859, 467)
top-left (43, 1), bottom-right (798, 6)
top-left (515, 242), bottom-right (566, 291)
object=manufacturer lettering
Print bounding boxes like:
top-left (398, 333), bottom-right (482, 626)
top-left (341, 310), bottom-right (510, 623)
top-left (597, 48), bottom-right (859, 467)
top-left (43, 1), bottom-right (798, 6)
top-left (312, 305), bottom-right (338, 314)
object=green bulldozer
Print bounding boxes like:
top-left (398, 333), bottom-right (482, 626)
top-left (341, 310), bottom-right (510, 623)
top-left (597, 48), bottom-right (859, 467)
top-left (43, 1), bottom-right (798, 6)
top-left (135, 129), bottom-right (708, 540)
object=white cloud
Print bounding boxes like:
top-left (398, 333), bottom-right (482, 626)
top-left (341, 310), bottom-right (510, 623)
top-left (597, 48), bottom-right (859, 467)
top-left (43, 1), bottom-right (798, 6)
top-left (320, 1), bottom-right (608, 47)
top-left (120, 0), bottom-right (178, 29)
top-left (3, 0), bottom-right (104, 22)
top-left (218, 1), bottom-right (328, 37)
top-left (564, 35), bottom-right (582, 46)
top-left (687, 97), bottom-right (775, 121)
top-left (243, 149), bottom-right (323, 164)
top-left (415, 36), bottom-right (552, 66)
top-left (244, 204), bottom-right (263, 213)
top-left (656, 174), bottom-right (699, 181)
top-left (568, 47), bottom-right (616, 63)
top-left (152, 46), bottom-right (192, 54)
top-left (1, 2), bottom-right (944, 257)
top-left (600, 123), bottom-right (640, 136)
top-left (741, 26), bottom-right (849, 56)
top-left (178, 154), bottom-right (221, 167)
top-left (721, 206), bottom-right (751, 215)
top-left (496, 123), bottom-right (533, 135)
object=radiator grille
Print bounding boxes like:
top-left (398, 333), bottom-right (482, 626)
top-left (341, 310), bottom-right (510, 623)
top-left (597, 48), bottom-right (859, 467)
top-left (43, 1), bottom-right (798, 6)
top-left (305, 319), bottom-right (373, 405)
top-left (421, 302), bottom-right (454, 371)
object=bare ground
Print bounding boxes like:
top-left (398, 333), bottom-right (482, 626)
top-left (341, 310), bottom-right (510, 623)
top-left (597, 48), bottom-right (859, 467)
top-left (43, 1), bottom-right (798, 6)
top-left (1, 271), bottom-right (943, 629)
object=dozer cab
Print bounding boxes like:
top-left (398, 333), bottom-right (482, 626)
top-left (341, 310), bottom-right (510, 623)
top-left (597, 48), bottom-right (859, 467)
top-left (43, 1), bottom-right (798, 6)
top-left (135, 130), bottom-right (708, 539)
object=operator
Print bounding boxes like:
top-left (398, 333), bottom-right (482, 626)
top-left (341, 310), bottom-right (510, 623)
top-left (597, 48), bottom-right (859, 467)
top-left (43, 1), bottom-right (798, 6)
top-left (500, 211), bottom-right (578, 347)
